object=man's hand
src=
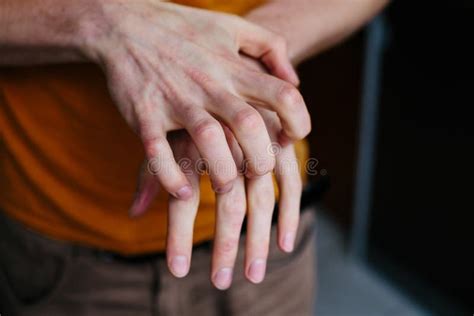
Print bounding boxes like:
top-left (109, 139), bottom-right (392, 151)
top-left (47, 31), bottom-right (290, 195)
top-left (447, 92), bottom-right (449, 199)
top-left (79, 0), bottom-right (310, 198)
top-left (210, 58), bottom-right (303, 289)
top-left (0, 0), bottom-right (310, 287)
top-left (0, 0), bottom-right (310, 197)
top-left (131, 128), bottom-right (302, 289)
top-left (131, 54), bottom-right (304, 289)
top-left (212, 120), bottom-right (302, 289)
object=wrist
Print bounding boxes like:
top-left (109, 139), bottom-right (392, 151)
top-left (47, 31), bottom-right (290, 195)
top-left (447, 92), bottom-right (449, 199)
top-left (73, 0), bottom-right (114, 63)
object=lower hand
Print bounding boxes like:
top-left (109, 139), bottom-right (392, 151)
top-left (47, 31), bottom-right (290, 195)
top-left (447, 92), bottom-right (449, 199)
top-left (131, 125), bottom-right (302, 290)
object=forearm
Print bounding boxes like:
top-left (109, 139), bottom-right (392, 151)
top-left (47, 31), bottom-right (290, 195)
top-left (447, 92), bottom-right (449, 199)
top-left (246, 0), bottom-right (389, 65)
top-left (0, 0), bottom-right (95, 65)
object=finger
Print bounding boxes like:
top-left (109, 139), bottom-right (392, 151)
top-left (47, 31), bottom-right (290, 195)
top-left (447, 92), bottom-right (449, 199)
top-left (212, 93), bottom-right (275, 178)
top-left (222, 124), bottom-right (245, 172)
top-left (183, 110), bottom-right (238, 193)
top-left (166, 136), bottom-right (201, 278)
top-left (129, 161), bottom-right (161, 217)
top-left (143, 135), bottom-right (193, 200)
top-left (255, 109), bottom-right (302, 252)
top-left (275, 144), bottom-right (302, 253)
top-left (211, 175), bottom-right (246, 290)
top-left (245, 172), bottom-right (275, 284)
top-left (235, 20), bottom-right (299, 86)
top-left (234, 71), bottom-right (311, 141)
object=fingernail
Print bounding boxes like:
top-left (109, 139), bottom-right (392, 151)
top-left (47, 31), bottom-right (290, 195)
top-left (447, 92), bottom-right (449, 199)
top-left (282, 232), bottom-right (295, 252)
top-left (176, 185), bottom-right (192, 200)
top-left (170, 256), bottom-right (189, 278)
top-left (247, 259), bottom-right (266, 284)
top-left (213, 268), bottom-right (233, 290)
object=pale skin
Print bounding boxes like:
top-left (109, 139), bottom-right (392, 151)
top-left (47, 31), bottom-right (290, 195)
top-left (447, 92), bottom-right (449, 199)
top-left (132, 57), bottom-right (302, 289)
top-left (0, 0), bottom-right (388, 290)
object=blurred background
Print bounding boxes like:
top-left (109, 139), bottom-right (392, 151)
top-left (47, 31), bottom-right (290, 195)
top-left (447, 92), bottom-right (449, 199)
top-left (299, 1), bottom-right (473, 315)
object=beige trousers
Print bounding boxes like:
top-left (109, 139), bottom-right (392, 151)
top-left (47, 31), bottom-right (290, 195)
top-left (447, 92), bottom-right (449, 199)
top-left (0, 209), bottom-right (316, 316)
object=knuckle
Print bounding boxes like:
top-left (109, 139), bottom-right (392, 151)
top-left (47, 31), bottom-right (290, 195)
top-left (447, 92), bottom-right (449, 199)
top-left (193, 120), bottom-right (221, 142)
top-left (187, 67), bottom-right (213, 86)
top-left (166, 179), bottom-right (188, 195)
top-left (213, 171), bottom-right (237, 190)
top-left (248, 157), bottom-right (275, 178)
top-left (233, 108), bottom-right (264, 133)
top-left (143, 137), bottom-right (166, 159)
top-left (260, 162), bottom-right (276, 176)
top-left (216, 237), bottom-right (239, 256)
top-left (277, 83), bottom-right (303, 108)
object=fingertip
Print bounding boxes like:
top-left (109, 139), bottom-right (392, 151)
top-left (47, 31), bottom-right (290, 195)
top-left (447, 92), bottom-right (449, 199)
top-left (261, 51), bottom-right (299, 86)
top-left (287, 66), bottom-right (300, 87)
top-left (277, 62), bottom-right (300, 87)
top-left (246, 259), bottom-right (266, 284)
top-left (169, 255), bottom-right (189, 278)
top-left (280, 232), bottom-right (295, 253)
top-left (212, 267), bottom-right (233, 290)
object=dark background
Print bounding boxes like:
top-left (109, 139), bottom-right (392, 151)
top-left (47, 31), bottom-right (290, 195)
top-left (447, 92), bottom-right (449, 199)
top-left (298, 1), bottom-right (473, 314)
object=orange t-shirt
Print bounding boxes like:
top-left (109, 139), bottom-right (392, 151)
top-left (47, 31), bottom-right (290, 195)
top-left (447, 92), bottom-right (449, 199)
top-left (0, 0), bottom-right (308, 255)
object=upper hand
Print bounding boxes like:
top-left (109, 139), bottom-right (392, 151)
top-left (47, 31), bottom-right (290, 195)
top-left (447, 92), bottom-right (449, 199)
top-left (130, 54), bottom-right (304, 289)
top-left (81, 0), bottom-right (311, 198)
